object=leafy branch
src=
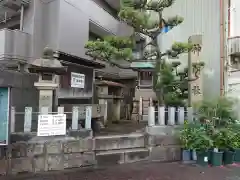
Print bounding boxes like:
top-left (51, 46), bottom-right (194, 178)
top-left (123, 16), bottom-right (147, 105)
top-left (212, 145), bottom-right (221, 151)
top-left (84, 0), bottom-right (205, 105)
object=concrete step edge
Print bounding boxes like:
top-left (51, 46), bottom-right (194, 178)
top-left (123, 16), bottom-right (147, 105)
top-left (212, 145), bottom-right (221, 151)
top-left (94, 133), bottom-right (145, 139)
top-left (96, 148), bottom-right (149, 155)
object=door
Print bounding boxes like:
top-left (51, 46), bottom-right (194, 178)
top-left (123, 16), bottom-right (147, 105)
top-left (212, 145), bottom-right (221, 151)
top-left (0, 88), bottom-right (9, 145)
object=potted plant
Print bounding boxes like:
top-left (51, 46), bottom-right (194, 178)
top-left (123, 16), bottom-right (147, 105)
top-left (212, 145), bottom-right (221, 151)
top-left (229, 125), bottom-right (240, 163)
top-left (233, 134), bottom-right (240, 163)
top-left (211, 127), bottom-right (236, 165)
top-left (179, 123), bottom-right (192, 162)
top-left (210, 128), bottom-right (225, 166)
top-left (222, 128), bottom-right (236, 165)
top-left (178, 122), bottom-right (195, 162)
top-left (192, 127), bottom-right (213, 166)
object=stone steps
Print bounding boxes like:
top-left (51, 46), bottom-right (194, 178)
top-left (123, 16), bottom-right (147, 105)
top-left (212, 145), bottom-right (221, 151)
top-left (94, 133), bottom-right (146, 151)
top-left (5, 129), bottom-right (181, 175)
top-left (94, 133), bottom-right (148, 165)
top-left (96, 148), bottom-right (149, 166)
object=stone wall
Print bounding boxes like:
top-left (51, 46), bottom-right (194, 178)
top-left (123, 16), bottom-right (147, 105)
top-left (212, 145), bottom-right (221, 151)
top-left (0, 136), bottom-right (95, 175)
top-left (0, 128), bottom-right (181, 175)
top-left (148, 135), bottom-right (181, 162)
top-left (147, 126), bottom-right (181, 162)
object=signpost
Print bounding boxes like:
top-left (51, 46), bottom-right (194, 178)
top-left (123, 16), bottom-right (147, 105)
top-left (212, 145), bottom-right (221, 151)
top-left (37, 114), bottom-right (66, 136)
top-left (71, 72), bottom-right (85, 89)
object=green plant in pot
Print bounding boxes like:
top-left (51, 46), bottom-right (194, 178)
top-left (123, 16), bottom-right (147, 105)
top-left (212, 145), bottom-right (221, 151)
top-left (192, 127), bottom-right (213, 166)
top-left (210, 128), bottom-right (225, 166)
top-left (223, 129), bottom-right (236, 165)
top-left (229, 124), bottom-right (240, 163)
top-left (213, 128), bottom-right (235, 165)
top-left (179, 122), bottom-right (193, 162)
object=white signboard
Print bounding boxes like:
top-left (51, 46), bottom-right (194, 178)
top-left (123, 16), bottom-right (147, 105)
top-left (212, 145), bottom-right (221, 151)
top-left (37, 114), bottom-right (66, 136)
top-left (71, 72), bottom-right (85, 88)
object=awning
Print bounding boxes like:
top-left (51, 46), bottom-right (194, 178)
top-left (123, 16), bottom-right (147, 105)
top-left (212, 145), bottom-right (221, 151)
top-left (58, 51), bottom-right (105, 69)
top-left (130, 62), bottom-right (154, 69)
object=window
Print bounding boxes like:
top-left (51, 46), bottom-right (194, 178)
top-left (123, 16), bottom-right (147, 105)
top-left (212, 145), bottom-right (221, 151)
top-left (139, 71), bottom-right (153, 86)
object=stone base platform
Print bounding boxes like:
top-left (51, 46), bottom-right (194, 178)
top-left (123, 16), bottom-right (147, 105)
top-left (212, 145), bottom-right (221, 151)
top-left (0, 126), bottom-right (180, 175)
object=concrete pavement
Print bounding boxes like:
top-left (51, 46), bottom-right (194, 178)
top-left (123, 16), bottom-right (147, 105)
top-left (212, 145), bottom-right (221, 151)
top-left (6, 162), bottom-right (240, 180)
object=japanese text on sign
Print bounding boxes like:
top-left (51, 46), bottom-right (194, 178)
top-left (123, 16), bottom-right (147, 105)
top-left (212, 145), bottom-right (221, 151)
top-left (71, 72), bottom-right (85, 89)
top-left (37, 114), bottom-right (66, 136)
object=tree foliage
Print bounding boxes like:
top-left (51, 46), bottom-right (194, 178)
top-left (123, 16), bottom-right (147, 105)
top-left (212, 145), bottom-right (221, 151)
top-left (85, 0), bottom-right (205, 105)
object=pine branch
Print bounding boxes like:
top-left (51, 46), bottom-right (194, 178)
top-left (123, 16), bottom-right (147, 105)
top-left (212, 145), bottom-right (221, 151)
top-left (86, 48), bottom-right (140, 70)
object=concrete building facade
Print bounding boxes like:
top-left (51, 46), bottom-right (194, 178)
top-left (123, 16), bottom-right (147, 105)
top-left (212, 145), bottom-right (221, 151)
top-left (0, 0), bottom-right (139, 123)
top-left (227, 0), bottom-right (240, 99)
top-left (159, 0), bottom-right (228, 99)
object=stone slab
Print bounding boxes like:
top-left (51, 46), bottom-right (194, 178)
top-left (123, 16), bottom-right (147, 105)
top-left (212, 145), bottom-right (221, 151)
top-left (10, 142), bottom-right (29, 158)
top-left (45, 141), bottom-right (62, 154)
top-left (94, 133), bottom-right (145, 151)
top-left (68, 129), bottom-right (93, 138)
top-left (11, 157), bottom-right (33, 174)
top-left (96, 151), bottom-right (125, 166)
top-left (33, 156), bottom-right (45, 172)
top-left (166, 146), bottom-right (181, 161)
top-left (146, 126), bottom-right (180, 136)
top-left (149, 146), bottom-right (181, 162)
top-left (148, 135), bottom-right (180, 146)
top-left (46, 154), bottom-right (64, 171)
top-left (63, 139), bottom-right (93, 153)
top-left (63, 152), bottom-right (95, 169)
top-left (28, 143), bottom-right (45, 156)
top-left (124, 149), bottom-right (149, 163)
top-left (148, 146), bottom-right (168, 162)
top-left (63, 153), bottom-right (83, 169)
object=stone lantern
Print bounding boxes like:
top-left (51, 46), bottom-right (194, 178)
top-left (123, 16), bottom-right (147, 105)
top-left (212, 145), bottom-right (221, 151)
top-left (28, 47), bottom-right (67, 112)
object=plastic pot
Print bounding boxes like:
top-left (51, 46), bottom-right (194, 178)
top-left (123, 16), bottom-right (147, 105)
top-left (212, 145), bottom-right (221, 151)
top-left (223, 151), bottom-right (235, 165)
top-left (196, 151), bottom-right (209, 166)
top-left (191, 150), bottom-right (197, 161)
top-left (234, 149), bottom-right (240, 163)
top-left (208, 150), bottom-right (212, 164)
top-left (210, 151), bottom-right (223, 166)
top-left (182, 149), bottom-right (191, 162)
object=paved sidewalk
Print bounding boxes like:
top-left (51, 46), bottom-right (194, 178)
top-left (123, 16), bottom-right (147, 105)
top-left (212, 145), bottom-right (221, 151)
top-left (6, 162), bottom-right (240, 180)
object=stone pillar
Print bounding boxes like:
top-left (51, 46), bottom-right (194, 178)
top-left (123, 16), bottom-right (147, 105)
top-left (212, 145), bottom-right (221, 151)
top-left (99, 99), bottom-right (108, 124)
top-left (148, 106), bottom-right (155, 126)
top-left (139, 96), bottom-right (143, 121)
top-left (34, 80), bottom-right (58, 112)
top-left (188, 35), bottom-right (203, 106)
top-left (114, 100), bottom-right (121, 121)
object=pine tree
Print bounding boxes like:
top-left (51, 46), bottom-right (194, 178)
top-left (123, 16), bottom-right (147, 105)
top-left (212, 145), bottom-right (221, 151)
top-left (85, 0), bottom-right (204, 106)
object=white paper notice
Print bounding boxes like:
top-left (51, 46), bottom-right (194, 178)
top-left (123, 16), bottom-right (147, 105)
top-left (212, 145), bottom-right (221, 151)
top-left (37, 114), bottom-right (66, 136)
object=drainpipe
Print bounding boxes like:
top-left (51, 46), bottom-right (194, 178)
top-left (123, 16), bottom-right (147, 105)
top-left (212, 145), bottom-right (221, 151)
top-left (228, 0), bottom-right (231, 37)
top-left (225, 0), bottom-right (231, 93)
top-left (220, 0), bottom-right (225, 96)
top-left (20, 4), bottom-right (24, 31)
